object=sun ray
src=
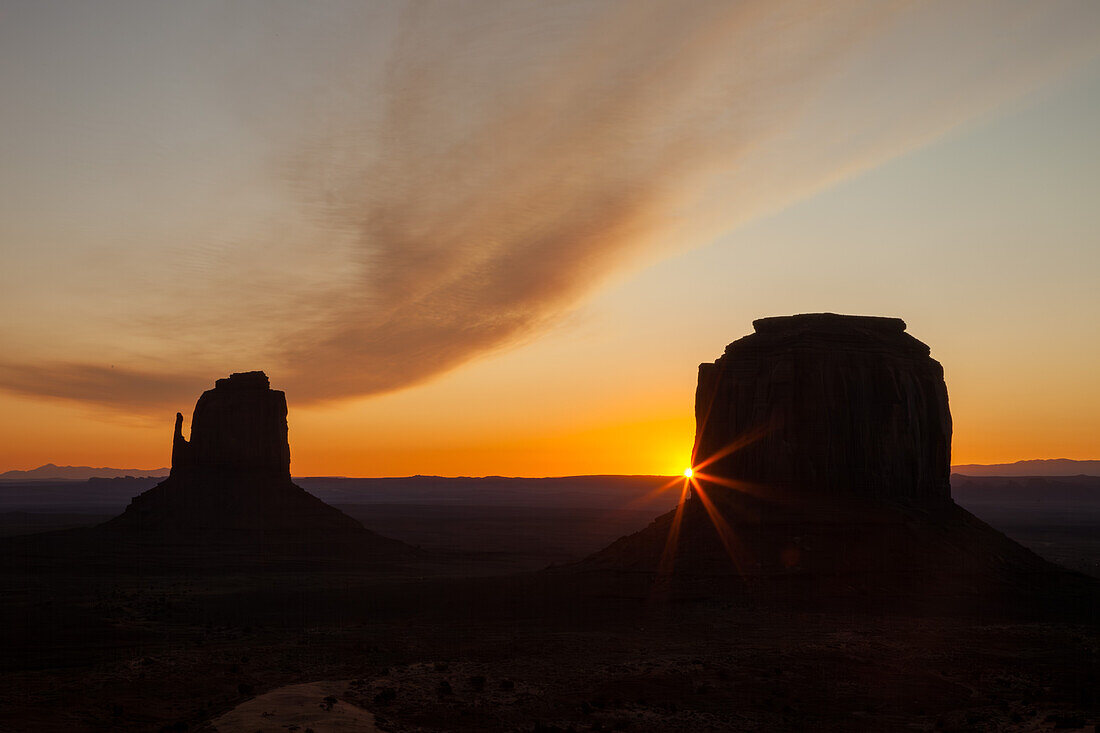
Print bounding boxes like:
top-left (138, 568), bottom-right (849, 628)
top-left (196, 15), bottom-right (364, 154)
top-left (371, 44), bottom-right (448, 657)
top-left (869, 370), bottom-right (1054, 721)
top-left (657, 478), bottom-right (691, 577)
top-left (691, 470), bottom-right (777, 503)
top-left (690, 477), bottom-right (747, 575)
top-left (626, 475), bottom-right (689, 509)
top-left (688, 361), bottom-right (727, 465)
top-left (691, 422), bottom-right (772, 473)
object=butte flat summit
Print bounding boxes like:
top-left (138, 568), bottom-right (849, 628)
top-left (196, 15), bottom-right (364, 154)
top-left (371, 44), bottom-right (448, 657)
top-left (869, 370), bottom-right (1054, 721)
top-left (583, 313), bottom-right (1096, 615)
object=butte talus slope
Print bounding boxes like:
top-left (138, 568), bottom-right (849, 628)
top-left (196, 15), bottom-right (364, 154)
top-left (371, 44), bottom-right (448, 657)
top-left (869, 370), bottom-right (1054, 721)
top-left (103, 371), bottom-right (407, 559)
top-left (584, 314), bottom-right (1096, 615)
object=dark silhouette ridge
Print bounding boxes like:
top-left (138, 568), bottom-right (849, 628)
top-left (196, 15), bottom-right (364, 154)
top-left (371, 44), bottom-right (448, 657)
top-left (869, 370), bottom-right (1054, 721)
top-left (582, 314), bottom-right (1097, 616)
top-left (101, 371), bottom-right (408, 561)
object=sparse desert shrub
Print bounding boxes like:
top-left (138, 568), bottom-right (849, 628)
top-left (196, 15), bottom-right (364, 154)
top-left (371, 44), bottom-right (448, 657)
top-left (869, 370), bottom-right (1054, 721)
top-left (1048, 713), bottom-right (1086, 729)
top-left (469, 675), bottom-right (486, 692)
top-left (531, 722), bottom-right (570, 732)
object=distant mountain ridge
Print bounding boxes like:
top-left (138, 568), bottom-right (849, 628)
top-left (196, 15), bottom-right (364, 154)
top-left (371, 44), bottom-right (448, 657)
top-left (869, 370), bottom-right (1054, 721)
top-left (4, 457), bottom-right (1096, 482)
top-left (0, 464), bottom-right (169, 481)
top-left (952, 459), bottom-right (1100, 477)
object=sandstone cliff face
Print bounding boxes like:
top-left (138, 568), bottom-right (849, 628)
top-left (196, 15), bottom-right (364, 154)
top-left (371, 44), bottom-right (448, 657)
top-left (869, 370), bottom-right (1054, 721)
top-left (692, 313), bottom-right (952, 508)
top-left (108, 372), bottom-right (406, 557)
top-left (581, 314), bottom-right (1081, 612)
top-left (171, 371), bottom-right (290, 477)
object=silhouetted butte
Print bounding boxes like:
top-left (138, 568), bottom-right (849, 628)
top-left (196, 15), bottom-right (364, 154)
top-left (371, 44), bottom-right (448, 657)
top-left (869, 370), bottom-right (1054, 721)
top-left (586, 314), bottom-right (1095, 616)
top-left (695, 314), bottom-right (951, 508)
top-left (105, 371), bottom-right (406, 559)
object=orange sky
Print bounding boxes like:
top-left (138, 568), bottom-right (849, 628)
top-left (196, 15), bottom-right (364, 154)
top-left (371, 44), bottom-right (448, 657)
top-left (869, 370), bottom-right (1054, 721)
top-left (1, 2), bottom-right (1098, 476)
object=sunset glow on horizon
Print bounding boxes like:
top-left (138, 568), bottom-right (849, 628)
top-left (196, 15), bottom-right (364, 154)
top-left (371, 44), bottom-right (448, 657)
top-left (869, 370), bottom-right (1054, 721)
top-left (1, 1), bottom-right (1098, 477)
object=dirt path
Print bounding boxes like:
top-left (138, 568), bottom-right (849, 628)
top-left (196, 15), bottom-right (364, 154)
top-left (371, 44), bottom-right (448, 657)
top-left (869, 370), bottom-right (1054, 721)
top-left (212, 680), bottom-right (378, 732)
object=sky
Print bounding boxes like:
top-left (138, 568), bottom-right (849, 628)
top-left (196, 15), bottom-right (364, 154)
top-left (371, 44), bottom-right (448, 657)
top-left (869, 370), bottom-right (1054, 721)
top-left (1, 0), bottom-right (1098, 477)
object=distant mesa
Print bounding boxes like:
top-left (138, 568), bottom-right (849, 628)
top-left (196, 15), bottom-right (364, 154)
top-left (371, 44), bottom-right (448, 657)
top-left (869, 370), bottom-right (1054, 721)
top-left (104, 371), bottom-right (408, 558)
top-left (0, 464), bottom-right (169, 481)
top-left (585, 314), bottom-right (1092, 612)
top-left (951, 458), bottom-right (1100, 477)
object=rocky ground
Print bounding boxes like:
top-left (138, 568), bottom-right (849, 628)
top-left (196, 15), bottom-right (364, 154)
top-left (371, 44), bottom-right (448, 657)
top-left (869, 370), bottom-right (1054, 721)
top-left (1, 559), bottom-right (1097, 732)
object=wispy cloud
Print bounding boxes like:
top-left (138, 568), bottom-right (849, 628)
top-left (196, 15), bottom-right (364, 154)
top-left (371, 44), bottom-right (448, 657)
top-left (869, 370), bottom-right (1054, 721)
top-left (2, 0), bottom-right (1098, 412)
top-left (0, 362), bottom-right (199, 412)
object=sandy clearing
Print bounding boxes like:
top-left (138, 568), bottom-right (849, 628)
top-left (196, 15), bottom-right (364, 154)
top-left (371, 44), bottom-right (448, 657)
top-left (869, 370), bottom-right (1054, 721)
top-left (211, 680), bottom-right (378, 732)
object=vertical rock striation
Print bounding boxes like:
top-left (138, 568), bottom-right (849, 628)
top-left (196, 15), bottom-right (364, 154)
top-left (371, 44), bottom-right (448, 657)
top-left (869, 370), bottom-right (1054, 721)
top-left (692, 313), bottom-right (952, 508)
top-left (170, 371), bottom-right (291, 477)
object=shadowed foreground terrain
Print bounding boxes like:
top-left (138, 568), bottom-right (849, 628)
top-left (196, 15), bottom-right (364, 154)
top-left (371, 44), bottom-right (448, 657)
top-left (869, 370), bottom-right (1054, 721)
top-left (2, 324), bottom-right (1098, 731)
top-left (2, 512), bottom-right (1098, 732)
top-left (1, 552), bottom-right (1097, 731)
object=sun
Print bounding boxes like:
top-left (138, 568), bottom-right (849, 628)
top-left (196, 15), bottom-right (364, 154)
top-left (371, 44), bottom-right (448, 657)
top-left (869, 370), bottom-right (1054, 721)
top-left (683, 467), bottom-right (693, 478)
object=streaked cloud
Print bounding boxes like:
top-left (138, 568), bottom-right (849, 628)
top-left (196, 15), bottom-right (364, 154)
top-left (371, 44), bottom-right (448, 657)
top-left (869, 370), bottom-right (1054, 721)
top-left (1, 0), bottom-right (1097, 413)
